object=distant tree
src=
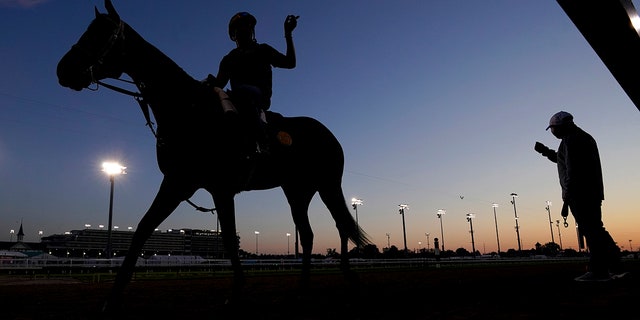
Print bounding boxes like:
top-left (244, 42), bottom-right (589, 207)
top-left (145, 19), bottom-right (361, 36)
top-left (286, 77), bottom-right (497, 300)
top-left (348, 246), bottom-right (361, 257)
top-left (440, 249), bottom-right (453, 258)
top-left (505, 248), bottom-right (518, 257)
top-left (361, 244), bottom-right (380, 258)
top-left (542, 242), bottom-right (560, 256)
top-left (561, 248), bottom-right (581, 257)
top-left (238, 249), bottom-right (250, 258)
top-left (326, 248), bottom-right (338, 258)
top-left (455, 247), bottom-right (470, 257)
top-left (382, 245), bottom-right (402, 259)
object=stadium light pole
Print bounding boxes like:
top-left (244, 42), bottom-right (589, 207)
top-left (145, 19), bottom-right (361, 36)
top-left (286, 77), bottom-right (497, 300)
top-left (492, 203), bottom-right (501, 254)
top-left (466, 213), bottom-right (476, 257)
top-left (556, 220), bottom-right (563, 250)
top-left (102, 161), bottom-right (126, 258)
top-left (425, 233), bottom-right (430, 251)
top-left (9, 229), bottom-right (14, 242)
top-left (254, 231), bottom-right (260, 256)
top-left (351, 198), bottom-right (363, 228)
top-left (386, 232), bottom-right (390, 248)
top-left (398, 204), bottom-right (409, 252)
top-left (510, 193), bottom-right (522, 252)
top-left (286, 233), bottom-right (291, 255)
top-left (351, 198), bottom-right (363, 249)
top-left (436, 209), bottom-right (446, 252)
top-left (545, 201), bottom-right (555, 244)
top-left (629, 240), bottom-right (633, 252)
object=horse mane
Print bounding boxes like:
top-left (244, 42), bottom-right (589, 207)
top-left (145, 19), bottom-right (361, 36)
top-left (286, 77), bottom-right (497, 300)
top-left (112, 16), bottom-right (202, 97)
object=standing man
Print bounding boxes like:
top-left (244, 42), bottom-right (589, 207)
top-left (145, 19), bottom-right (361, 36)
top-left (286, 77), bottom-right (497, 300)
top-left (535, 111), bottom-right (624, 281)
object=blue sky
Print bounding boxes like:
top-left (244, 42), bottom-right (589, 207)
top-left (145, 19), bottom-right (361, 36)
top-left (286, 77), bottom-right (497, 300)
top-left (1, 0), bottom-right (639, 255)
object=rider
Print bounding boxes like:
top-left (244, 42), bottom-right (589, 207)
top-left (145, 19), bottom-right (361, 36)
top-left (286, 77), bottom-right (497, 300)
top-left (211, 11), bottom-right (298, 154)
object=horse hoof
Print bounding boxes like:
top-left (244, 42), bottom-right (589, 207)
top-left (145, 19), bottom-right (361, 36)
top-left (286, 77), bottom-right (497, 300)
top-left (101, 296), bottom-right (124, 314)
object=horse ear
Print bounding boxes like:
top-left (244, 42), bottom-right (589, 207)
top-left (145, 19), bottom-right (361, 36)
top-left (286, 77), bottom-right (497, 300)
top-left (104, 0), bottom-right (120, 22)
top-left (95, 6), bottom-right (100, 18)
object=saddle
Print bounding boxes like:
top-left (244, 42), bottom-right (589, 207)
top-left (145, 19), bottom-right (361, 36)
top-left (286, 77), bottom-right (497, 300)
top-left (212, 85), bottom-right (291, 157)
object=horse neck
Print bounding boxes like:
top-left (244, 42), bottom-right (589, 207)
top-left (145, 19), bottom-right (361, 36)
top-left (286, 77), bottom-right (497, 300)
top-left (120, 25), bottom-right (210, 130)
top-left (122, 26), bottom-right (195, 95)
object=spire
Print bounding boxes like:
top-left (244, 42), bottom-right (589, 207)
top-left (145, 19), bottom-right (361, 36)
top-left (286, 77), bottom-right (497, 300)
top-left (17, 220), bottom-right (24, 242)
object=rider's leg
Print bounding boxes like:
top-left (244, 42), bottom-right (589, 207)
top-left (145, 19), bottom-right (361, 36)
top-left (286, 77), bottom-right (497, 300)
top-left (235, 85), bottom-right (270, 154)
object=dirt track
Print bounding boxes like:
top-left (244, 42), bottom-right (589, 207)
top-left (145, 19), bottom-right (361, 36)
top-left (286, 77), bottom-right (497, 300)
top-left (2, 260), bottom-right (637, 320)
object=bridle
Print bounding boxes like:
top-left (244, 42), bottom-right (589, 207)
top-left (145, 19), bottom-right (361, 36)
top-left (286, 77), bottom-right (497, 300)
top-left (74, 15), bottom-right (158, 138)
top-left (71, 15), bottom-right (126, 87)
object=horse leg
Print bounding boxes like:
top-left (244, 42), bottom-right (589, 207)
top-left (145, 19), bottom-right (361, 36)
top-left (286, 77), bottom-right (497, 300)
top-left (282, 186), bottom-right (316, 290)
top-left (103, 177), bottom-right (196, 313)
top-left (318, 185), bottom-right (361, 285)
top-left (209, 190), bottom-right (244, 303)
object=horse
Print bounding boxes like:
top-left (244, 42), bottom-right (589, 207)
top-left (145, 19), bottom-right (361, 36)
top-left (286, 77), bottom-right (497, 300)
top-left (56, 0), bottom-right (371, 312)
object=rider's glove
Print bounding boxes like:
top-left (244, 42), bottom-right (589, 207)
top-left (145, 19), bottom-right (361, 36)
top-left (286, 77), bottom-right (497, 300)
top-left (284, 15), bottom-right (298, 37)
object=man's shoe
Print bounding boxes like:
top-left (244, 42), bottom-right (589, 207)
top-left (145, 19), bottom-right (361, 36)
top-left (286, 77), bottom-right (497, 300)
top-left (610, 272), bottom-right (630, 280)
top-left (574, 271), bottom-right (612, 282)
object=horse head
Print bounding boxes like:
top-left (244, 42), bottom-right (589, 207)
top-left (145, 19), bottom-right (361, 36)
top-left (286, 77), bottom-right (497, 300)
top-left (57, 0), bottom-right (125, 91)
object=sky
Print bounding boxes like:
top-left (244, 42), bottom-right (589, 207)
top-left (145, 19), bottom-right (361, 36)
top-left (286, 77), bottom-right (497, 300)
top-left (1, 0), bottom-right (639, 255)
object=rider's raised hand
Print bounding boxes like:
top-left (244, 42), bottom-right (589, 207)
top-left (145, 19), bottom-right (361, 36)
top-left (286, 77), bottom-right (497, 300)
top-left (284, 15), bottom-right (298, 36)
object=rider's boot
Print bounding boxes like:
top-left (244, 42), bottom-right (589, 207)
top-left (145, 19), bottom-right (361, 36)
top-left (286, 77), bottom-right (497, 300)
top-left (255, 113), bottom-right (270, 155)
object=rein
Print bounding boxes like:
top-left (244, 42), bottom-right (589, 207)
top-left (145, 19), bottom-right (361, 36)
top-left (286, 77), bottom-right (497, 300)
top-left (94, 78), bottom-right (217, 215)
top-left (94, 78), bottom-right (157, 138)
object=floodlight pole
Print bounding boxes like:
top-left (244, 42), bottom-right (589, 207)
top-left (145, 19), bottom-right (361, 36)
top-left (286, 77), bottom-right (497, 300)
top-left (545, 201), bottom-right (555, 244)
top-left (556, 220), bottom-right (563, 250)
top-left (351, 198), bottom-right (363, 228)
top-left (510, 193), bottom-right (522, 252)
top-left (106, 175), bottom-right (115, 257)
top-left (399, 204), bottom-right (409, 252)
top-left (254, 231), bottom-right (260, 255)
top-left (466, 213), bottom-right (476, 258)
top-left (492, 203), bottom-right (501, 254)
top-left (437, 209), bottom-right (446, 252)
top-left (102, 162), bottom-right (126, 258)
top-left (351, 198), bottom-right (363, 249)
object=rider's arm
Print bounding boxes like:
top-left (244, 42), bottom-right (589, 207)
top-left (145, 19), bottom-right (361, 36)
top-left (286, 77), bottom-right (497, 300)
top-left (271, 15), bottom-right (297, 69)
top-left (267, 43), bottom-right (295, 69)
top-left (283, 33), bottom-right (296, 68)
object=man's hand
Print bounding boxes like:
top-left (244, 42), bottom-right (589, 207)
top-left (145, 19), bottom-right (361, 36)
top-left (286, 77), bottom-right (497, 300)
top-left (534, 141), bottom-right (550, 154)
top-left (284, 15), bottom-right (299, 36)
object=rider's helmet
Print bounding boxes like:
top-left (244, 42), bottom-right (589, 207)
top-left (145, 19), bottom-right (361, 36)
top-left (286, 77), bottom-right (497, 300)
top-left (229, 12), bottom-right (257, 42)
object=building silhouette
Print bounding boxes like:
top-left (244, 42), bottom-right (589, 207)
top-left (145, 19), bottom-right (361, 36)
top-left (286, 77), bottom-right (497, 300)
top-left (2, 225), bottom-right (227, 258)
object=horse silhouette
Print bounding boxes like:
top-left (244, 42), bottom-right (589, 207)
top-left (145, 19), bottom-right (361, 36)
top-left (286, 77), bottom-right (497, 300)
top-left (56, 0), bottom-right (371, 312)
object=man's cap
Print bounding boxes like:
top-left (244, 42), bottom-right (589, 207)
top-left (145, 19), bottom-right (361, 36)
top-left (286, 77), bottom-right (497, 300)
top-left (546, 111), bottom-right (573, 130)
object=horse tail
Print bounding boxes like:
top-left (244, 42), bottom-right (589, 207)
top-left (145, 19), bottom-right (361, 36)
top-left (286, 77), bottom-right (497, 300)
top-left (352, 220), bottom-right (372, 249)
top-left (318, 185), bottom-right (372, 248)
